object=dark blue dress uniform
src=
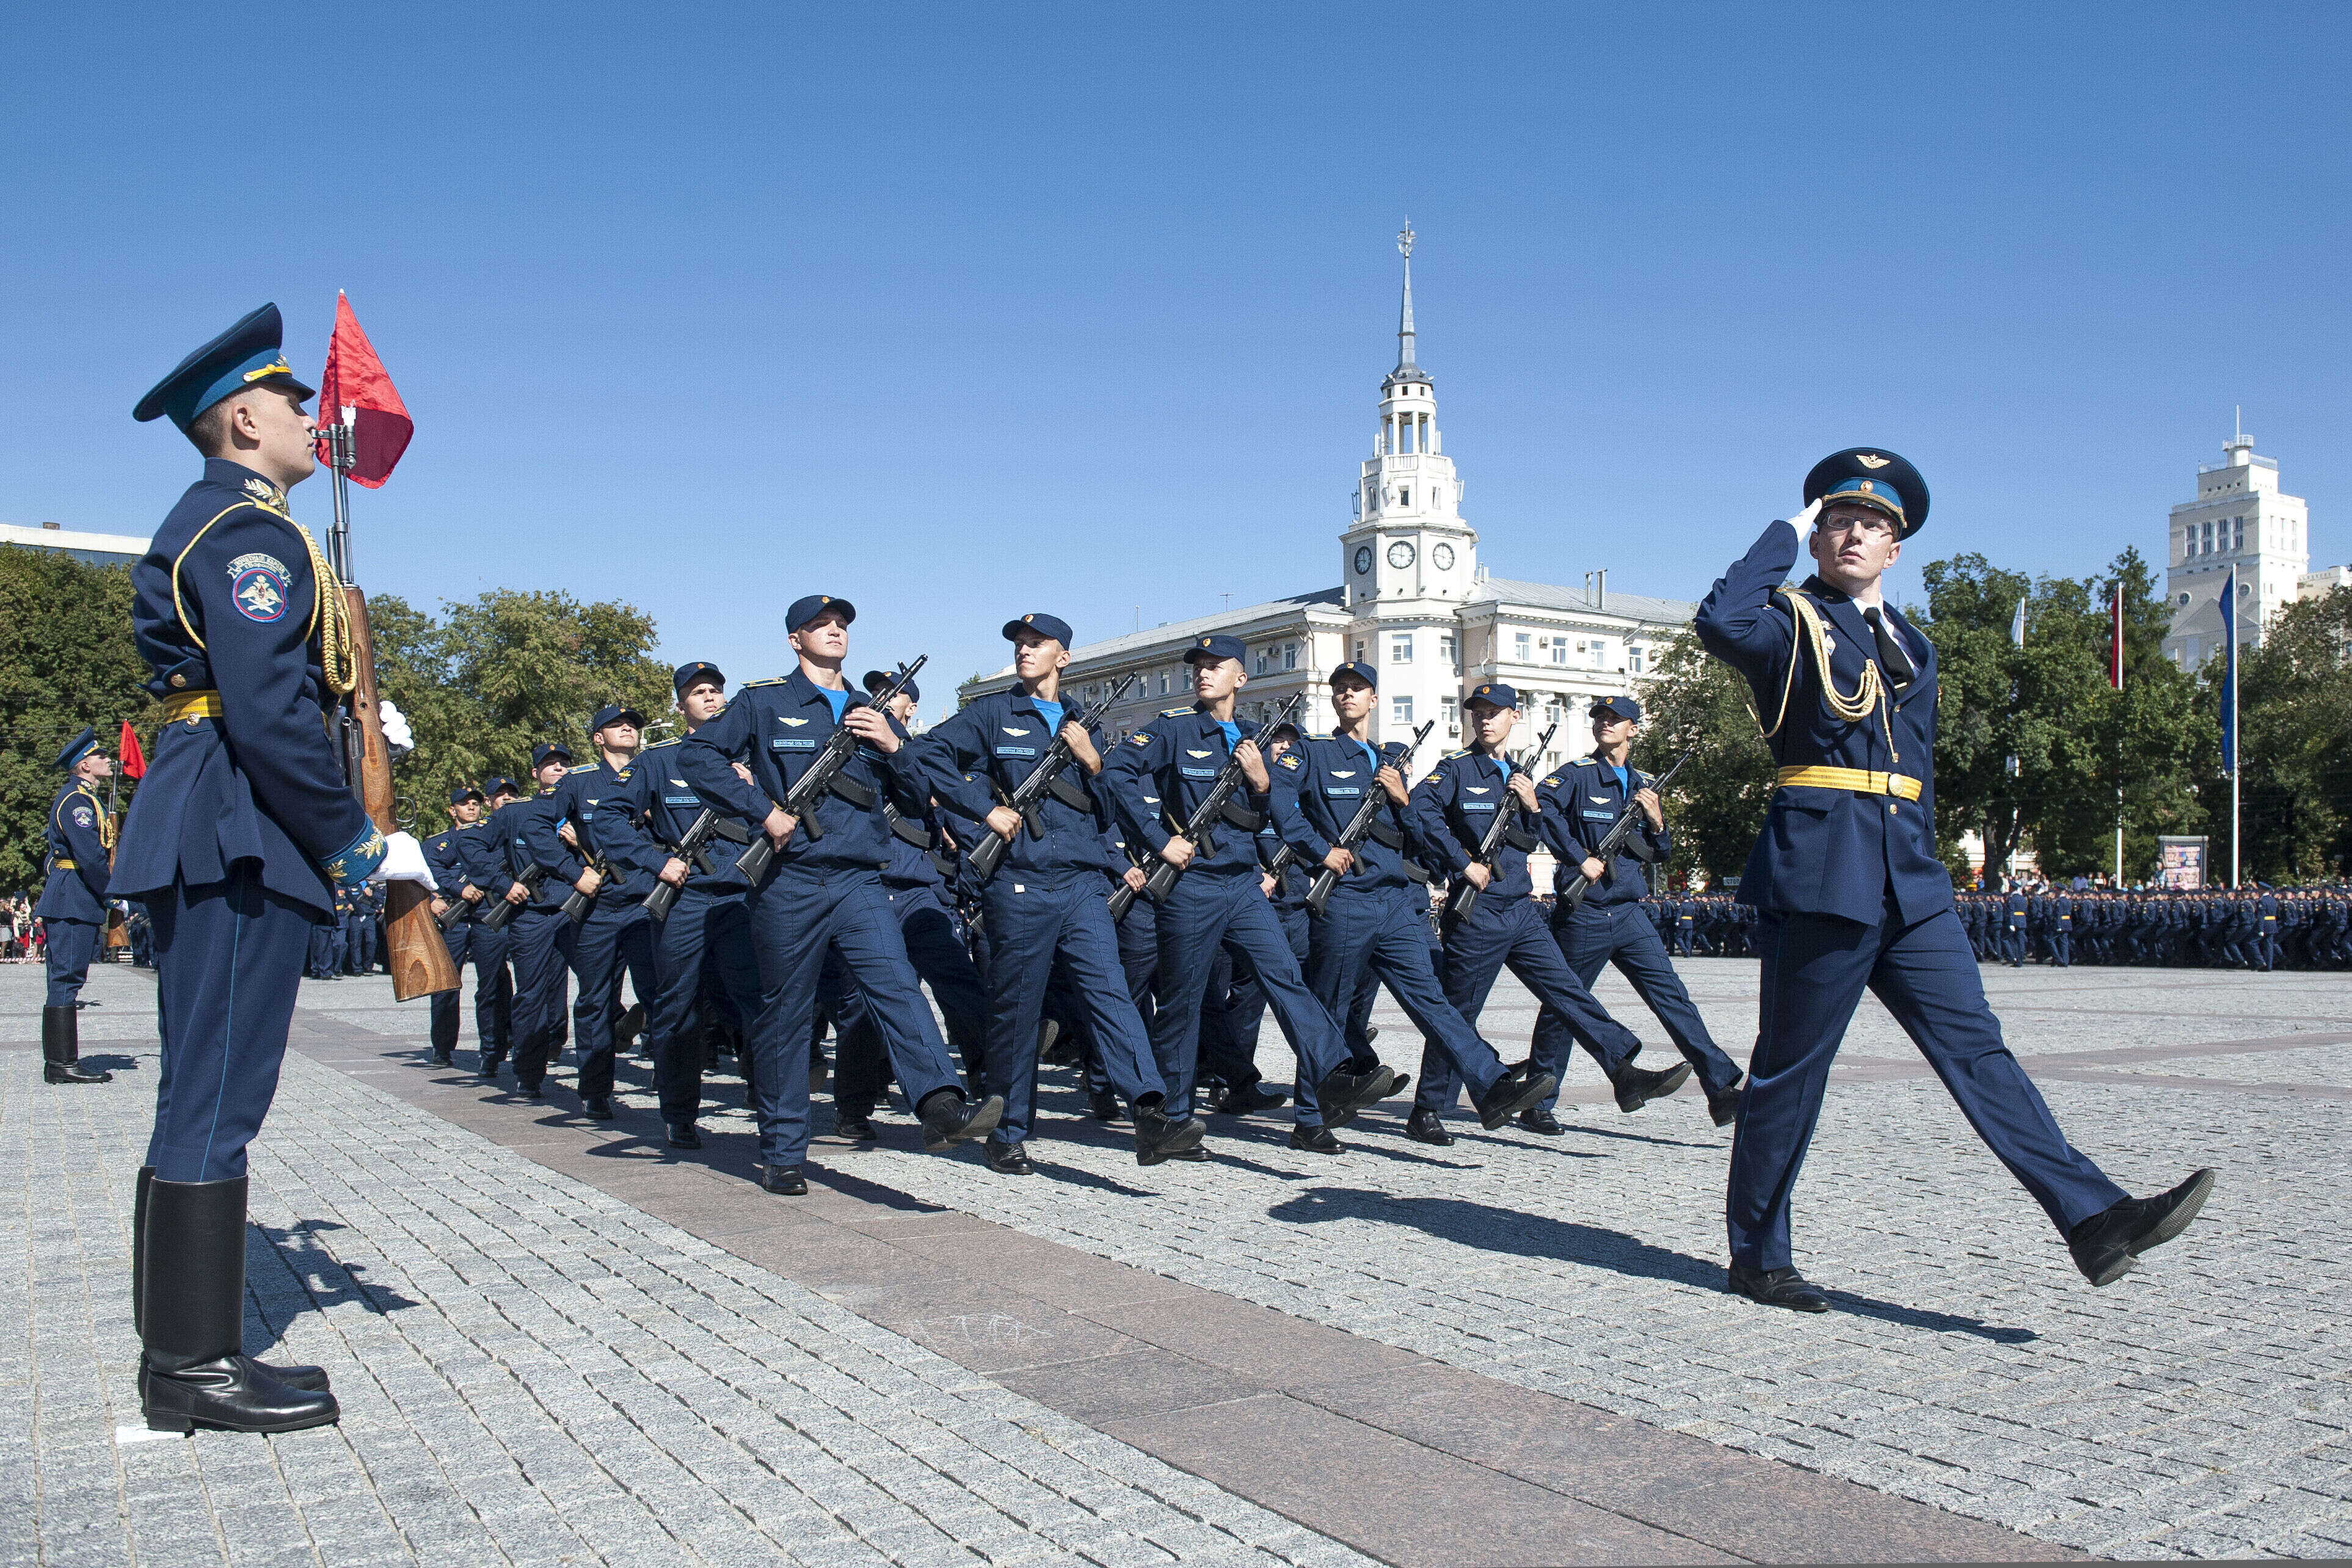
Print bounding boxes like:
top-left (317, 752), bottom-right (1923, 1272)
top-left (424, 789), bottom-right (510, 1066)
top-left (677, 665), bottom-right (976, 1175)
top-left (917, 683), bottom-right (1173, 1152)
top-left (1407, 742), bottom-right (1647, 1112)
top-left (525, 726), bottom-right (658, 1109)
top-left (1534, 750), bottom-right (1743, 1108)
top-left (1694, 515), bottom-right (2127, 1274)
top-left (597, 730), bottom-right (763, 1134)
top-left (1268, 731), bottom-right (1518, 1114)
top-left (37, 739), bottom-right (114, 1008)
top-left (117, 303), bottom-right (378, 1434)
top-left (494, 771), bottom-right (577, 1091)
top-left (1103, 698), bottom-right (1352, 1127)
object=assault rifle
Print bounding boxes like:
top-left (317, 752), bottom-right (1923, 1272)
top-left (1302, 720), bottom-right (1435, 916)
top-left (968, 674), bottom-right (1137, 885)
top-left (434, 880), bottom-right (482, 932)
top-left (1556, 749), bottom-right (1693, 913)
top-left (480, 862), bottom-right (550, 931)
top-left (1441, 722), bottom-right (1557, 923)
top-left (641, 807), bottom-right (751, 921)
top-left (557, 851), bottom-right (612, 924)
top-left (734, 657), bottom-right (928, 885)
top-left (1109, 689), bottom-right (1307, 923)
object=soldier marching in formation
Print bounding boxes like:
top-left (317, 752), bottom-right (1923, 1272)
top-left (60, 302), bottom-right (2240, 1434)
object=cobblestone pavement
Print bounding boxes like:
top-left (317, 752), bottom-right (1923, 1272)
top-left (4, 962), bottom-right (1375, 1568)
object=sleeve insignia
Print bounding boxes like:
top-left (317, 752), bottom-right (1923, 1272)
top-left (1129, 733), bottom-right (1152, 746)
top-left (71, 806), bottom-right (94, 827)
top-left (227, 552), bottom-right (293, 623)
top-left (1278, 755), bottom-right (1302, 770)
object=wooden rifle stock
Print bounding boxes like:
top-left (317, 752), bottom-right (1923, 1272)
top-left (342, 586), bottom-right (459, 1000)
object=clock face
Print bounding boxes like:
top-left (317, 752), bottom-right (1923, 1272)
top-left (1432, 543), bottom-right (1455, 571)
top-left (1354, 545), bottom-right (1372, 575)
top-left (1387, 540), bottom-right (1416, 570)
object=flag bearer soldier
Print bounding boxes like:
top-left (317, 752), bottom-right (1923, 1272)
top-left (592, 663), bottom-right (766, 1148)
top-left (1269, 662), bottom-right (1553, 1153)
top-left (679, 595), bottom-right (1003, 1194)
top-left (424, 783), bottom-right (504, 1066)
top-left (916, 613), bottom-right (1208, 1171)
top-left (1694, 447), bottom-right (2214, 1310)
top-left (828, 666), bottom-right (990, 1133)
top-left (496, 744), bottom-right (578, 1096)
top-left (527, 705), bottom-right (658, 1119)
top-left (1104, 634), bottom-right (1397, 1145)
top-left (117, 303), bottom-right (437, 1433)
top-left (1407, 684), bottom-right (1688, 1144)
top-left (37, 727), bottom-right (116, 1084)
top-left (1532, 695), bottom-right (1746, 1130)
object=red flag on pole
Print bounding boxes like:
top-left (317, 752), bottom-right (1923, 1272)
top-left (118, 720), bottom-right (147, 780)
top-left (2110, 581), bottom-right (2125, 692)
top-left (315, 292), bottom-right (413, 488)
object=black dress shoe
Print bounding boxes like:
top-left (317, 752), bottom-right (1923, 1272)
top-left (519, 1081), bottom-right (545, 1100)
top-left (1087, 1090), bottom-right (1127, 1123)
top-left (1726, 1262), bottom-right (1830, 1313)
top-left (584, 1095), bottom-right (615, 1120)
top-left (1211, 1081), bottom-right (1288, 1116)
top-left (984, 1139), bottom-right (1035, 1175)
top-left (1405, 1108), bottom-right (1453, 1145)
top-left (431, 1050), bottom-right (454, 1067)
top-left (1315, 1064), bottom-right (1399, 1130)
top-left (760, 1164), bottom-right (807, 1196)
top-left (666, 1123), bottom-right (702, 1150)
top-left (834, 1114), bottom-right (878, 1142)
top-left (919, 1090), bottom-right (1005, 1152)
top-left (1135, 1106), bottom-right (1207, 1166)
top-left (1289, 1123), bottom-right (1345, 1154)
top-left (1476, 1062), bottom-right (1559, 1131)
top-left (1613, 1061), bottom-right (1692, 1113)
top-left (2069, 1169), bottom-right (2216, 1286)
top-left (1707, 1076), bottom-right (1746, 1128)
top-left (478, 1054), bottom-right (504, 1080)
top-left (1516, 1106), bottom-right (1564, 1136)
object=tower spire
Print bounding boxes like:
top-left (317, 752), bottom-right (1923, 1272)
top-left (1394, 219), bottom-right (1420, 376)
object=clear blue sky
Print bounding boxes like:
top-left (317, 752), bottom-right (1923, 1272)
top-left (5, 4), bottom-right (2345, 722)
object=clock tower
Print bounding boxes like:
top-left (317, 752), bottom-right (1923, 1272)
top-left (1338, 223), bottom-right (1478, 770)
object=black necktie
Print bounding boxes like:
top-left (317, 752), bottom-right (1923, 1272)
top-left (1862, 606), bottom-right (1916, 688)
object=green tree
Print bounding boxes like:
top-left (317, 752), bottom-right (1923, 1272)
top-left (2207, 586), bottom-right (2352, 881)
top-left (1636, 630), bottom-right (1775, 885)
top-left (0, 546), bottom-right (158, 893)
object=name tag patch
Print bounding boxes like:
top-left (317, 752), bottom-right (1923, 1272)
top-left (772, 738), bottom-right (817, 751)
top-left (1179, 766), bottom-right (1216, 779)
top-left (995, 746), bottom-right (1038, 758)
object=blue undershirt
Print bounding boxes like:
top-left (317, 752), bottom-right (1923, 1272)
top-left (819, 686), bottom-right (850, 722)
top-left (1217, 720), bottom-right (1240, 752)
top-left (1032, 697), bottom-right (1065, 735)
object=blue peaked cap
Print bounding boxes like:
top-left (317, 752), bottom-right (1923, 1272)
top-left (134, 303), bottom-right (316, 434)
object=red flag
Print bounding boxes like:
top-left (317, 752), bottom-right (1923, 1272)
top-left (118, 720), bottom-right (147, 780)
top-left (2110, 582), bottom-right (2124, 692)
top-left (315, 292), bottom-right (413, 488)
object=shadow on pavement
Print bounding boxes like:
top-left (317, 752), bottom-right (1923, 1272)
top-left (252, 1220), bottom-right (422, 1324)
top-left (1263, 1187), bottom-right (2038, 1344)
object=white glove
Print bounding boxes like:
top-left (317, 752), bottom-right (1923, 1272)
top-left (368, 830), bottom-right (438, 890)
top-left (1788, 496), bottom-right (1824, 542)
top-left (379, 699), bottom-right (414, 759)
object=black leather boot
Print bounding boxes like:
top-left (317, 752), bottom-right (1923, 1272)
top-left (1134, 1100), bottom-right (1207, 1166)
top-left (139, 1176), bottom-right (339, 1433)
top-left (1314, 1064), bottom-right (1399, 1130)
top-left (919, 1089), bottom-right (1005, 1152)
top-left (43, 1005), bottom-right (110, 1084)
top-left (134, 1167), bottom-right (328, 1393)
top-left (1475, 1062), bottom-right (1558, 1130)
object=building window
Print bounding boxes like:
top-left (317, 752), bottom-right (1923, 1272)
top-left (1629, 646), bottom-right (1645, 674)
top-left (1441, 695), bottom-right (1458, 734)
top-left (1513, 631), bottom-right (1531, 661)
top-left (1550, 637), bottom-right (1567, 665)
top-left (1353, 639), bottom-right (1366, 662)
top-left (1392, 695), bottom-right (1414, 725)
top-left (1438, 631), bottom-right (1458, 670)
top-left (1391, 633), bottom-right (1413, 664)
top-left (1399, 486), bottom-right (1411, 507)
top-left (1589, 639), bottom-right (1607, 668)
top-left (2234, 517), bottom-right (2245, 551)
top-left (1284, 641), bottom-right (1298, 670)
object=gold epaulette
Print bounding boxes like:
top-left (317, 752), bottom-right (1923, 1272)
top-left (741, 675), bottom-right (791, 689)
top-left (1159, 706), bottom-right (1195, 718)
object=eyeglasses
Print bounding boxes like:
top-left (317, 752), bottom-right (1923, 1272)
top-left (1818, 514), bottom-right (1895, 539)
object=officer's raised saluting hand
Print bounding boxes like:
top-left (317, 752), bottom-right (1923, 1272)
top-left (842, 704), bottom-right (900, 753)
top-left (1234, 738), bottom-right (1269, 791)
top-left (1061, 719), bottom-right (1103, 774)
top-left (1788, 496), bottom-right (1824, 539)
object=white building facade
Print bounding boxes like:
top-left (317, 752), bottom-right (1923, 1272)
top-left (958, 228), bottom-right (1693, 780)
top-left (2164, 430), bottom-right (2312, 668)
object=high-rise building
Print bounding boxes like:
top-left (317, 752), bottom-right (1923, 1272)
top-left (958, 228), bottom-right (1693, 780)
top-left (2164, 427), bottom-right (2309, 669)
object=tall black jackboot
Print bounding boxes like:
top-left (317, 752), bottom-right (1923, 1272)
top-left (137, 1175), bottom-right (339, 1434)
top-left (134, 1167), bottom-right (329, 1393)
top-left (43, 1005), bottom-right (110, 1084)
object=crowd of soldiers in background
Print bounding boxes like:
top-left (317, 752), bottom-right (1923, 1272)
top-left (1957, 881), bottom-right (2352, 971)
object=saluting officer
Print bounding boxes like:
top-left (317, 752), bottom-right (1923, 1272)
top-left (1269, 661), bottom-right (1553, 1152)
top-left (1408, 684), bottom-right (1688, 1143)
top-left (916, 612), bottom-right (1207, 1171)
top-left (1694, 447), bottom-right (2213, 1310)
top-left (423, 783), bottom-right (500, 1066)
top-left (1104, 633), bottom-right (1396, 1144)
top-left (116, 303), bottom-right (435, 1434)
top-left (596, 662), bottom-right (765, 1149)
top-left (678, 595), bottom-right (1002, 1196)
top-left (495, 743), bottom-right (579, 1096)
top-left (1534, 695), bottom-right (1746, 1129)
top-left (37, 727), bottom-right (116, 1084)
